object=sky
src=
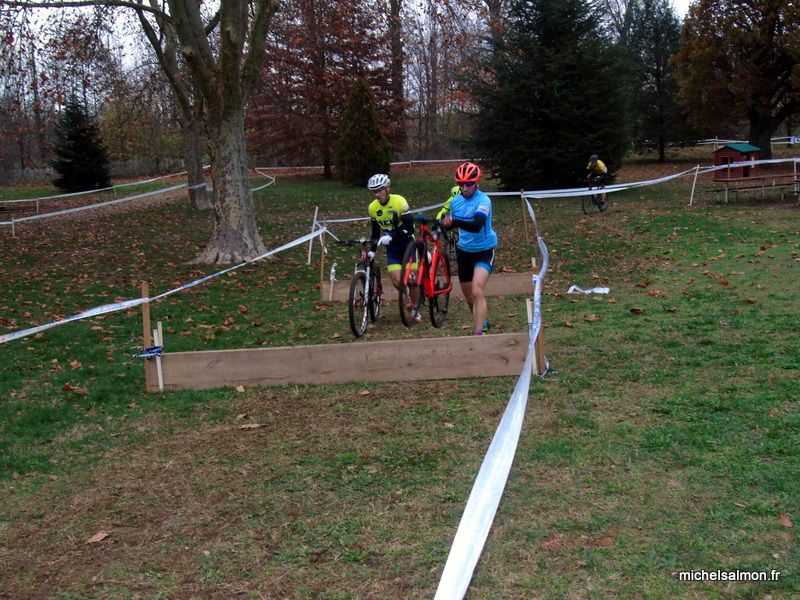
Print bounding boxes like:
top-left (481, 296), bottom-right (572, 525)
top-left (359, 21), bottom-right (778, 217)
top-left (673, 0), bottom-right (691, 18)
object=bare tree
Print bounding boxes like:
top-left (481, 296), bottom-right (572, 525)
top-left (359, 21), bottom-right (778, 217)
top-left (1, 0), bottom-right (279, 264)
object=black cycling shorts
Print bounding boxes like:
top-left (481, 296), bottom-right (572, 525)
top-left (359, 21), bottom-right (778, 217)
top-left (456, 248), bottom-right (495, 283)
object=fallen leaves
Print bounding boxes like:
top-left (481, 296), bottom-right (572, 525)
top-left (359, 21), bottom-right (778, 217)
top-left (583, 314), bottom-right (601, 322)
top-left (238, 423), bottom-right (263, 430)
top-left (86, 531), bottom-right (109, 544)
top-left (629, 307), bottom-right (644, 315)
top-left (779, 513), bottom-right (793, 528)
top-left (62, 383), bottom-right (88, 395)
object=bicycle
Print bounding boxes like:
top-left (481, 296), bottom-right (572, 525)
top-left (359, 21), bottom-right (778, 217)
top-left (583, 176), bottom-right (608, 215)
top-left (335, 239), bottom-right (383, 338)
top-left (398, 215), bottom-right (452, 328)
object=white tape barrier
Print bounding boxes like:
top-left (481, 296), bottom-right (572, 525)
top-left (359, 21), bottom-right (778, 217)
top-left (435, 350), bottom-right (533, 600)
top-left (1, 172), bottom-right (278, 231)
top-left (252, 168), bottom-right (277, 192)
top-left (0, 166), bottom-right (211, 207)
top-left (435, 206), bottom-right (548, 599)
top-left (319, 201), bottom-right (446, 225)
top-left (9, 183), bottom-right (190, 225)
top-left (567, 285), bottom-right (610, 294)
top-left (0, 228), bottom-right (327, 345)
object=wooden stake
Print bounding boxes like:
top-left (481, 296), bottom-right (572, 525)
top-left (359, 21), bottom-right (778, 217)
top-left (153, 323), bottom-right (164, 393)
top-left (319, 227), bottom-right (326, 294)
top-left (141, 282), bottom-right (156, 391)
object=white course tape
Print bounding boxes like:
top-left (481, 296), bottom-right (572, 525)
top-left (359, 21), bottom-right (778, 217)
top-left (434, 350), bottom-right (533, 600)
top-left (0, 228), bottom-right (327, 344)
top-left (435, 202), bottom-right (548, 599)
top-left (11, 183), bottom-right (189, 225)
top-left (567, 285), bottom-right (610, 294)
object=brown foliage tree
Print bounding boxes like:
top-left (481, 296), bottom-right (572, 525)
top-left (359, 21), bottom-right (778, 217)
top-left (2, 0), bottom-right (279, 264)
top-left (673, 0), bottom-right (800, 159)
top-left (248, 0), bottom-right (396, 177)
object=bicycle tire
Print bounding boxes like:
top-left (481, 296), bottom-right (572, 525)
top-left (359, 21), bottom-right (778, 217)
top-left (369, 264), bottom-right (382, 322)
top-left (582, 193), bottom-right (599, 215)
top-left (429, 251), bottom-right (451, 328)
top-left (598, 193), bottom-right (608, 212)
top-left (399, 240), bottom-right (425, 327)
top-left (348, 271), bottom-right (369, 338)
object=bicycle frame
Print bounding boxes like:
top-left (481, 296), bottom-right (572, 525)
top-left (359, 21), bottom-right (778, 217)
top-left (415, 222), bottom-right (452, 299)
top-left (354, 244), bottom-right (372, 296)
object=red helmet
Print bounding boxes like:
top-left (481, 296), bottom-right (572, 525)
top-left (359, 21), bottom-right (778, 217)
top-left (455, 162), bottom-right (481, 183)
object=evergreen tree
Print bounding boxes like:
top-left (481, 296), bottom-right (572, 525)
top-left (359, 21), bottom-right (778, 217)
top-left (626, 0), bottom-right (692, 160)
top-left (475, 0), bottom-right (629, 189)
top-left (52, 98), bottom-right (111, 193)
top-left (335, 79), bottom-right (391, 186)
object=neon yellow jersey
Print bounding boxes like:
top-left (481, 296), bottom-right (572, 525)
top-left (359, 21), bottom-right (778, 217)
top-left (586, 159), bottom-right (608, 175)
top-left (436, 185), bottom-right (461, 220)
top-left (368, 194), bottom-right (409, 233)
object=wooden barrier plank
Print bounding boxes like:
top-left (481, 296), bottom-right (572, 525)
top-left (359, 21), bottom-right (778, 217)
top-left (321, 272), bottom-right (532, 303)
top-left (151, 332), bottom-right (529, 391)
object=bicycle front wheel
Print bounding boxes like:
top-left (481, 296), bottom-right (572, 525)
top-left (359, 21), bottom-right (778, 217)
top-left (348, 271), bottom-right (369, 338)
top-left (399, 241), bottom-right (425, 327)
top-left (582, 193), bottom-right (599, 215)
top-left (429, 252), bottom-right (451, 328)
top-left (369, 264), bottom-right (382, 322)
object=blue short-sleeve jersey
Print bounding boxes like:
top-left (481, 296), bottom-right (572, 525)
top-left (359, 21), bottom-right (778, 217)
top-left (450, 189), bottom-right (498, 252)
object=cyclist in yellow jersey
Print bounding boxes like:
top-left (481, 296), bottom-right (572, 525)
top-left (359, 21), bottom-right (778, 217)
top-left (585, 154), bottom-right (608, 182)
top-left (436, 185), bottom-right (461, 220)
top-left (366, 174), bottom-right (420, 322)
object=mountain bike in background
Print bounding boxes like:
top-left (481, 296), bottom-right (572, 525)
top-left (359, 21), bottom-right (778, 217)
top-left (335, 239), bottom-right (383, 338)
top-left (583, 176), bottom-right (608, 215)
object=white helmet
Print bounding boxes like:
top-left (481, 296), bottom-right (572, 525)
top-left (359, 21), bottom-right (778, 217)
top-left (367, 173), bottom-right (390, 191)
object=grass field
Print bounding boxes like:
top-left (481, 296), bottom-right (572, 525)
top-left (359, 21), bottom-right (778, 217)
top-left (1, 156), bottom-right (798, 599)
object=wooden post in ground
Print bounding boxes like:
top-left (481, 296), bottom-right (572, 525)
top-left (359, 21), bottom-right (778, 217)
top-left (689, 165), bottom-right (699, 206)
top-left (525, 298), bottom-right (547, 376)
top-left (141, 282), bottom-right (156, 391)
top-left (319, 225), bottom-right (326, 295)
top-left (152, 322), bottom-right (164, 393)
top-left (307, 206), bottom-right (319, 265)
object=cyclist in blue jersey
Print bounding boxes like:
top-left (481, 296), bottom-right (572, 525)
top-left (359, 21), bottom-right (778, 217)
top-left (442, 162), bottom-right (498, 336)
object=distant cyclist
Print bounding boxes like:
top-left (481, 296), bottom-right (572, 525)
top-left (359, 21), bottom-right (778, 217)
top-left (436, 185), bottom-right (461, 221)
top-left (585, 154), bottom-right (608, 185)
top-left (585, 154), bottom-right (608, 208)
top-left (366, 174), bottom-right (420, 322)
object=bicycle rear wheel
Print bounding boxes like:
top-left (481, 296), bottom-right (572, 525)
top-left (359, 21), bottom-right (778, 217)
top-left (399, 241), bottom-right (425, 327)
top-left (429, 252), bottom-right (451, 328)
top-left (369, 264), bottom-right (382, 322)
top-left (348, 271), bottom-right (369, 338)
top-left (598, 193), bottom-right (608, 212)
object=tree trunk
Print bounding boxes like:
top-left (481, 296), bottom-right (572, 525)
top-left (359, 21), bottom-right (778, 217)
top-left (181, 115), bottom-right (211, 211)
top-left (747, 114), bottom-right (785, 160)
top-left (749, 118), bottom-right (775, 160)
top-left (192, 110), bottom-right (266, 264)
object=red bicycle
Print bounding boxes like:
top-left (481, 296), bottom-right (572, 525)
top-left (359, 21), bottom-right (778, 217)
top-left (399, 215), bottom-right (453, 328)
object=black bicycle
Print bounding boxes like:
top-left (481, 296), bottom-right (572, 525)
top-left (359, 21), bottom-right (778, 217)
top-left (335, 239), bottom-right (383, 338)
top-left (583, 176), bottom-right (608, 215)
